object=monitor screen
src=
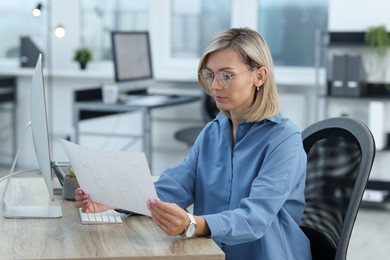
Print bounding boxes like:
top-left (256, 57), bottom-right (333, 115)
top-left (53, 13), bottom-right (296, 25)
top-left (111, 31), bottom-right (153, 82)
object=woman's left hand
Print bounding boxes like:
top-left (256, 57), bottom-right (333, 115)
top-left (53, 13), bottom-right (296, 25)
top-left (147, 198), bottom-right (190, 236)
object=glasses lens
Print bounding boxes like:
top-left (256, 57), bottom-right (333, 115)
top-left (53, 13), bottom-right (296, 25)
top-left (217, 71), bottom-right (233, 88)
top-left (200, 70), bottom-right (214, 86)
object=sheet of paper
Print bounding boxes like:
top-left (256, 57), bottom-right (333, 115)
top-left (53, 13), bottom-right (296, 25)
top-left (61, 140), bottom-right (158, 216)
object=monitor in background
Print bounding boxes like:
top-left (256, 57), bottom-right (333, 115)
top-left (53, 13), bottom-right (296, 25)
top-left (20, 36), bottom-right (43, 68)
top-left (0, 54), bottom-right (62, 218)
top-left (111, 31), bottom-right (154, 92)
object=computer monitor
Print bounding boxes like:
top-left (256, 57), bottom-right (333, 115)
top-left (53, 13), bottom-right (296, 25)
top-left (0, 54), bottom-right (62, 218)
top-left (20, 36), bottom-right (43, 68)
top-left (111, 31), bottom-right (153, 85)
top-left (30, 54), bottom-right (54, 199)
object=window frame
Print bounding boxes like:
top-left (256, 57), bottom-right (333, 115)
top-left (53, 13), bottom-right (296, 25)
top-left (149, 0), bottom-right (319, 85)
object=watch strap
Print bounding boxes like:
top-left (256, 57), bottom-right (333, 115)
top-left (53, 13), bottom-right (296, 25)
top-left (182, 213), bottom-right (197, 237)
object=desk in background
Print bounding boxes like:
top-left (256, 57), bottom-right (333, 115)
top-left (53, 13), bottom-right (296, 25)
top-left (73, 87), bottom-right (200, 167)
top-left (0, 177), bottom-right (224, 259)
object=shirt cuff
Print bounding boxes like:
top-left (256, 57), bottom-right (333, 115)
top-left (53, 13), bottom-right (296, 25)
top-left (203, 214), bottom-right (226, 238)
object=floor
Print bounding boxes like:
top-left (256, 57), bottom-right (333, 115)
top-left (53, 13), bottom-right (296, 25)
top-left (1, 148), bottom-right (389, 260)
top-left (348, 203), bottom-right (390, 260)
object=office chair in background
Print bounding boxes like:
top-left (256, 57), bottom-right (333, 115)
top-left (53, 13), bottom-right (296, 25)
top-left (174, 93), bottom-right (219, 146)
top-left (300, 117), bottom-right (376, 260)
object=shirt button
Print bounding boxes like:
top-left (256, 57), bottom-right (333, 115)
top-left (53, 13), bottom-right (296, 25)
top-left (240, 126), bottom-right (244, 130)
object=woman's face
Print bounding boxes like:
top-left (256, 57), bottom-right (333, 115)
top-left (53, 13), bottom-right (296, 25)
top-left (204, 48), bottom-right (258, 119)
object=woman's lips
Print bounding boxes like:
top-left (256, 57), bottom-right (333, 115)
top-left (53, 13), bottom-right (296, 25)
top-left (214, 96), bottom-right (226, 103)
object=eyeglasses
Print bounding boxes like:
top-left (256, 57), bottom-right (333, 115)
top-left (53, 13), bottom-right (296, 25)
top-left (199, 67), bottom-right (257, 89)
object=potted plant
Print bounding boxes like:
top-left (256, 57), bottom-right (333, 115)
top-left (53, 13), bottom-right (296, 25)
top-left (73, 47), bottom-right (93, 69)
top-left (365, 25), bottom-right (390, 56)
top-left (364, 25), bottom-right (390, 94)
top-left (62, 164), bottom-right (80, 201)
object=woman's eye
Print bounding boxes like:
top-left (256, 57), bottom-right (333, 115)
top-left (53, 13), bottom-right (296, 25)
top-left (205, 73), bottom-right (214, 79)
top-left (202, 71), bottom-right (213, 79)
top-left (220, 72), bottom-right (232, 80)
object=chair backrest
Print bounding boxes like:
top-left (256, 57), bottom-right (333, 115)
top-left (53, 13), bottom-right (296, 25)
top-left (300, 117), bottom-right (376, 260)
top-left (201, 93), bottom-right (219, 123)
top-left (173, 93), bottom-right (219, 147)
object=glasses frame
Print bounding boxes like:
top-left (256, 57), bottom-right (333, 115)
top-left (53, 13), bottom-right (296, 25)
top-left (199, 67), bottom-right (258, 89)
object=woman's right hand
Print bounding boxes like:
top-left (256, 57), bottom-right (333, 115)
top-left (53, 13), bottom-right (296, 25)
top-left (74, 188), bottom-right (113, 213)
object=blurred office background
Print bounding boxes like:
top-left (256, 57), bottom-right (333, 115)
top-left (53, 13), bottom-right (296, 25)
top-left (0, 0), bottom-right (327, 68)
top-left (0, 0), bottom-right (332, 171)
top-left (0, 1), bottom-right (390, 259)
top-left (0, 0), bottom-right (387, 170)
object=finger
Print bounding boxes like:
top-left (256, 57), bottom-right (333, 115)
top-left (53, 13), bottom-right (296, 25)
top-left (74, 194), bottom-right (86, 202)
top-left (75, 188), bottom-right (85, 195)
top-left (148, 199), bottom-right (178, 217)
top-left (148, 202), bottom-right (174, 224)
top-left (75, 189), bottom-right (88, 201)
top-left (149, 202), bottom-right (188, 234)
top-left (74, 195), bottom-right (89, 207)
top-left (150, 211), bottom-right (169, 230)
top-left (75, 201), bottom-right (84, 208)
top-left (150, 211), bottom-right (180, 236)
top-left (148, 201), bottom-right (174, 225)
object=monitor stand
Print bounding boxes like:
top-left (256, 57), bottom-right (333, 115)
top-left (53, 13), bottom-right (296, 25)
top-left (0, 123), bottom-right (62, 218)
top-left (1, 202), bottom-right (62, 218)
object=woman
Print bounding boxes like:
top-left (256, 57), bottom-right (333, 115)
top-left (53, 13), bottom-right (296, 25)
top-left (76, 27), bottom-right (311, 260)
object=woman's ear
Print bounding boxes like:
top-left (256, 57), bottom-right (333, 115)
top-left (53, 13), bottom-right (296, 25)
top-left (255, 67), bottom-right (268, 86)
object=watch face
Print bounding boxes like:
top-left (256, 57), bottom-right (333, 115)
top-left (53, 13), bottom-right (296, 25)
top-left (185, 223), bottom-right (196, 237)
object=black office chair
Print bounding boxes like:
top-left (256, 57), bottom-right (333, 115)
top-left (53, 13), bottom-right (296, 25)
top-left (300, 117), bottom-right (376, 260)
top-left (174, 93), bottom-right (219, 146)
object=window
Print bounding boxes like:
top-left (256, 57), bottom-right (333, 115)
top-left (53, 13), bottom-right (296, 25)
top-left (171, 0), bottom-right (231, 58)
top-left (150, 0), bottom-right (232, 79)
top-left (258, 0), bottom-right (328, 67)
top-left (81, 0), bottom-right (149, 61)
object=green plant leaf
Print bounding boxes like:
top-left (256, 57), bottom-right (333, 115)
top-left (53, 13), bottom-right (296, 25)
top-left (67, 164), bottom-right (76, 178)
top-left (365, 25), bottom-right (390, 56)
top-left (73, 47), bottom-right (93, 63)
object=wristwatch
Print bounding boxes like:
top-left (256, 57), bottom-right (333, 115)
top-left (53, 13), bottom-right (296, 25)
top-left (182, 213), bottom-right (197, 238)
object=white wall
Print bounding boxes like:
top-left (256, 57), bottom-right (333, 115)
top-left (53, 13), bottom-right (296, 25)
top-left (50, 0), bottom-right (81, 68)
top-left (328, 0), bottom-right (390, 31)
top-left (12, 0), bottom-right (82, 69)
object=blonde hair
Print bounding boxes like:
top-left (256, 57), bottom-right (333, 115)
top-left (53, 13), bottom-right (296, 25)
top-left (197, 27), bottom-right (279, 122)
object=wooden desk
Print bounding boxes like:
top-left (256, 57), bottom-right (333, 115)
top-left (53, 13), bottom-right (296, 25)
top-left (0, 177), bottom-right (224, 259)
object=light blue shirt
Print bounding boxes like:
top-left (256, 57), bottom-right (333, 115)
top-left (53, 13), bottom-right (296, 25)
top-left (155, 113), bottom-right (311, 260)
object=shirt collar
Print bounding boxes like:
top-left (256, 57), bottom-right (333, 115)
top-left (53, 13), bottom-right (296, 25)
top-left (265, 113), bottom-right (284, 123)
top-left (215, 112), bottom-right (284, 125)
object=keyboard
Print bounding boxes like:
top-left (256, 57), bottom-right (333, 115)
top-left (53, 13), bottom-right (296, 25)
top-left (79, 208), bottom-right (123, 224)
